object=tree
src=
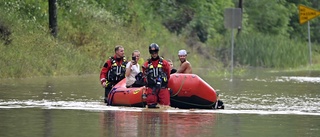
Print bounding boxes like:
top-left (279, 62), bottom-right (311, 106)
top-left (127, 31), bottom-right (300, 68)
top-left (244, 0), bottom-right (295, 37)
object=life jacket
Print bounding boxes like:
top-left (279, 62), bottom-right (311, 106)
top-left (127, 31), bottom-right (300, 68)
top-left (107, 57), bottom-right (127, 83)
top-left (145, 58), bottom-right (168, 87)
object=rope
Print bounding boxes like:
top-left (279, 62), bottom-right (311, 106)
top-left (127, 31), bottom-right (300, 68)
top-left (141, 87), bottom-right (146, 108)
top-left (107, 88), bottom-right (118, 105)
top-left (170, 98), bottom-right (216, 108)
top-left (170, 75), bottom-right (217, 108)
top-left (171, 75), bottom-right (187, 97)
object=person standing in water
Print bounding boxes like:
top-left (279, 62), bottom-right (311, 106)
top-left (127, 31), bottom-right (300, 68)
top-left (100, 45), bottom-right (127, 104)
top-left (142, 43), bottom-right (171, 108)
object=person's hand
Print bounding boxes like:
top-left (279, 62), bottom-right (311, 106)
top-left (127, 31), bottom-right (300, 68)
top-left (131, 60), bottom-right (136, 65)
top-left (102, 81), bottom-right (106, 88)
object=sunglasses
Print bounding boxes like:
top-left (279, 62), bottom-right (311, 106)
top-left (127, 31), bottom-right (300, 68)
top-left (150, 51), bottom-right (158, 54)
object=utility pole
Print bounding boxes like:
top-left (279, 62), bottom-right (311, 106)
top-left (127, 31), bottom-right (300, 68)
top-left (237, 0), bottom-right (243, 36)
top-left (49, 0), bottom-right (57, 38)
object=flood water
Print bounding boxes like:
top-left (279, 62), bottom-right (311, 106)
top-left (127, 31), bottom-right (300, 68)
top-left (0, 69), bottom-right (319, 137)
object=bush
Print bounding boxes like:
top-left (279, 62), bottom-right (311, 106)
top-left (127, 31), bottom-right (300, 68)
top-left (235, 33), bottom-right (308, 68)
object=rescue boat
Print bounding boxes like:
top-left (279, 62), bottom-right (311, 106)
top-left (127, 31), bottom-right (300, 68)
top-left (107, 74), bottom-right (223, 109)
top-left (106, 79), bottom-right (146, 107)
top-left (168, 74), bottom-right (220, 109)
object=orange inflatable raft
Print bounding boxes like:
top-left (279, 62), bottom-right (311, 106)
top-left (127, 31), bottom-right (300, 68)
top-left (107, 74), bottom-right (223, 109)
top-left (106, 79), bottom-right (146, 107)
top-left (168, 74), bottom-right (220, 109)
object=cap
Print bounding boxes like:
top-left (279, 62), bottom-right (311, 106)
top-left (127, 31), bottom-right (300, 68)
top-left (178, 50), bottom-right (187, 56)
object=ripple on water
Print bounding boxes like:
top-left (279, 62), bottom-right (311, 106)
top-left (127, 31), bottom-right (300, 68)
top-left (222, 94), bottom-right (320, 114)
top-left (277, 76), bottom-right (320, 83)
top-left (0, 99), bottom-right (319, 116)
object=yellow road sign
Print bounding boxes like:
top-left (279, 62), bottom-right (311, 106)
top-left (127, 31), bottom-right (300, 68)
top-left (299, 5), bottom-right (320, 25)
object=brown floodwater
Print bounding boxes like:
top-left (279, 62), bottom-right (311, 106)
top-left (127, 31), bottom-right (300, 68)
top-left (0, 69), bottom-right (319, 137)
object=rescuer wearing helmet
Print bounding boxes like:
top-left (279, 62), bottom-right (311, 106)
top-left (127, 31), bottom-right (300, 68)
top-left (142, 43), bottom-right (171, 108)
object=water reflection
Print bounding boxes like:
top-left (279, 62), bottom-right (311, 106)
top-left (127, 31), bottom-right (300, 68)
top-left (100, 111), bottom-right (218, 137)
top-left (168, 113), bottom-right (217, 137)
top-left (100, 111), bottom-right (140, 137)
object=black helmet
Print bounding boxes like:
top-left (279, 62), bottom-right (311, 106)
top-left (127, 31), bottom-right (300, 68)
top-left (149, 43), bottom-right (159, 54)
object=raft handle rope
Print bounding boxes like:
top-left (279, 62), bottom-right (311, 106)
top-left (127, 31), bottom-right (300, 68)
top-left (107, 87), bottom-right (126, 106)
top-left (141, 87), bottom-right (147, 107)
top-left (170, 98), bottom-right (216, 108)
top-left (171, 75), bottom-right (187, 97)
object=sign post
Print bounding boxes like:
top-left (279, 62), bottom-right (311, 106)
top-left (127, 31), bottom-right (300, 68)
top-left (224, 8), bottom-right (242, 81)
top-left (299, 5), bottom-right (320, 66)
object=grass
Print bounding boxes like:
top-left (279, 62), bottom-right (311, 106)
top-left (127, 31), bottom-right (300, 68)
top-left (0, 0), bottom-right (319, 79)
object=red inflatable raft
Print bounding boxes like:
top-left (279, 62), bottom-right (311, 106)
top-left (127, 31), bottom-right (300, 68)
top-left (106, 79), bottom-right (146, 107)
top-left (168, 74), bottom-right (218, 109)
top-left (107, 74), bottom-right (221, 109)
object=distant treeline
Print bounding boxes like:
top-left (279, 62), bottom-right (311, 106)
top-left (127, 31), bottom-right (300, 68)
top-left (0, 0), bottom-right (319, 78)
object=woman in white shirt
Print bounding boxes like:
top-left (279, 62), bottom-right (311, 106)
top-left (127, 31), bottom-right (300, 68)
top-left (126, 50), bottom-right (141, 87)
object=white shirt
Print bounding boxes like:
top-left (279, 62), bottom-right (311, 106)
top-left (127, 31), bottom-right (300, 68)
top-left (126, 61), bottom-right (140, 86)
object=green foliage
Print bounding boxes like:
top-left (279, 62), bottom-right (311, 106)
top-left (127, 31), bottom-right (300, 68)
top-left (235, 33), bottom-right (309, 68)
top-left (0, 0), bottom-right (191, 78)
top-left (244, 0), bottom-right (295, 36)
top-left (0, 0), bottom-right (320, 79)
top-left (0, 31), bottom-right (98, 78)
top-left (0, 1), bottom-right (100, 78)
top-left (151, 0), bottom-right (234, 42)
top-left (2, 0), bottom-right (48, 25)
